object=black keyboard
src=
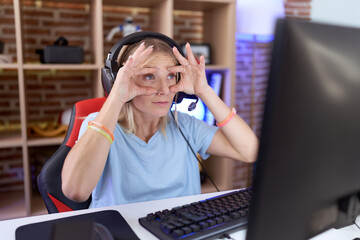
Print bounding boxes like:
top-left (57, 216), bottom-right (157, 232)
top-left (139, 188), bottom-right (252, 240)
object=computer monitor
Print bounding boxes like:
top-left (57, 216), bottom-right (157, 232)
top-left (171, 71), bottom-right (223, 126)
top-left (246, 19), bottom-right (360, 240)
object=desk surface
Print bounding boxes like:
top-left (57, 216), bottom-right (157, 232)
top-left (1, 190), bottom-right (359, 240)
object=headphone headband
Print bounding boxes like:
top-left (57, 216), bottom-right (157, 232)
top-left (107, 31), bottom-right (184, 64)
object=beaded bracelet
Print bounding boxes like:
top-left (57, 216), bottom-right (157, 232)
top-left (87, 125), bottom-right (113, 144)
top-left (216, 108), bottom-right (237, 127)
top-left (88, 121), bottom-right (114, 141)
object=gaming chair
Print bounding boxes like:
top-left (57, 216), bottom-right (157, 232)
top-left (37, 97), bottom-right (106, 213)
top-left (37, 31), bottom-right (198, 213)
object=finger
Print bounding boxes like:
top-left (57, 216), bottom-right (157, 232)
top-left (168, 65), bottom-right (185, 73)
top-left (130, 42), bottom-right (145, 60)
top-left (120, 55), bottom-right (134, 76)
top-left (169, 83), bottom-right (183, 93)
top-left (136, 86), bottom-right (158, 96)
top-left (133, 67), bottom-right (159, 76)
top-left (185, 43), bottom-right (198, 65)
top-left (199, 55), bottom-right (205, 71)
top-left (173, 46), bottom-right (189, 66)
top-left (131, 45), bottom-right (154, 67)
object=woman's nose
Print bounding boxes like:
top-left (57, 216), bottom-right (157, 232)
top-left (156, 80), bottom-right (170, 95)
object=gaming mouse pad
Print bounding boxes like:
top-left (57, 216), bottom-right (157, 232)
top-left (15, 210), bottom-right (140, 240)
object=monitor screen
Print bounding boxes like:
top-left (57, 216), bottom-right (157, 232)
top-left (171, 71), bottom-right (223, 126)
top-left (246, 19), bottom-right (360, 240)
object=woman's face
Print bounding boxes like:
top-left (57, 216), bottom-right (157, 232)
top-left (131, 52), bottom-right (177, 120)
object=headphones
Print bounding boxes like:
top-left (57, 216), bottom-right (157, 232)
top-left (101, 31), bottom-right (198, 105)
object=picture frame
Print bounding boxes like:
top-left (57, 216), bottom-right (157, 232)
top-left (180, 43), bottom-right (211, 65)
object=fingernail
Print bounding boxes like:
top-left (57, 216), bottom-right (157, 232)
top-left (148, 45), bottom-right (154, 49)
top-left (140, 42), bottom-right (145, 47)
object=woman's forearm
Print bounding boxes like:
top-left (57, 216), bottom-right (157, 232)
top-left (61, 93), bottom-right (124, 202)
top-left (198, 86), bottom-right (259, 163)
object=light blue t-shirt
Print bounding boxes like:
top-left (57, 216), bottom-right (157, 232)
top-left (78, 111), bottom-right (218, 208)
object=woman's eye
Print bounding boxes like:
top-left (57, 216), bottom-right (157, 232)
top-left (144, 74), bottom-right (155, 81)
top-left (168, 74), bottom-right (176, 81)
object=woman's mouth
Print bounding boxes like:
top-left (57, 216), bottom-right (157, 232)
top-left (153, 101), bottom-right (169, 107)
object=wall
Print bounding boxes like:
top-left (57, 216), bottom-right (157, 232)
top-left (311, 0), bottom-right (360, 28)
top-left (233, 0), bottom-right (312, 189)
top-left (0, 0), bottom-right (203, 191)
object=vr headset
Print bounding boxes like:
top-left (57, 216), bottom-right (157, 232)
top-left (101, 31), bottom-right (198, 108)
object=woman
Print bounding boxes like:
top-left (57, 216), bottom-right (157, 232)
top-left (61, 34), bottom-right (258, 208)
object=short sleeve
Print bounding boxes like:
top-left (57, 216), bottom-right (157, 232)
top-left (176, 111), bottom-right (218, 160)
top-left (77, 112), bottom-right (99, 142)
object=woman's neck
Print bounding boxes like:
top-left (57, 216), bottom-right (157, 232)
top-left (130, 109), bottom-right (161, 143)
top-left (135, 119), bottom-right (160, 143)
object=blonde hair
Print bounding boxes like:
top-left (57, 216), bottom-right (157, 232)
top-left (116, 38), bottom-right (180, 136)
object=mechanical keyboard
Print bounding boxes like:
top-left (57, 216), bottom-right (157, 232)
top-left (138, 188), bottom-right (252, 240)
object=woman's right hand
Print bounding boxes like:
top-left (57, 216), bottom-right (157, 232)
top-left (110, 43), bottom-right (158, 104)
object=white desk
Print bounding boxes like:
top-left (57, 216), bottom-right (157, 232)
top-left (0, 190), bottom-right (359, 240)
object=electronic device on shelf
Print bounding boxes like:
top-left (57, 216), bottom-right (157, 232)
top-left (246, 19), bottom-right (360, 240)
top-left (139, 188), bottom-right (251, 240)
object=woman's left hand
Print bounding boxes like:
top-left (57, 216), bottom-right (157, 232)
top-left (168, 43), bottom-right (210, 96)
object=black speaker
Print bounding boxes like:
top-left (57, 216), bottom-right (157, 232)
top-left (44, 46), bottom-right (83, 64)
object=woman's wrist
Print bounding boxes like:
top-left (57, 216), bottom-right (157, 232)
top-left (108, 88), bottom-right (128, 106)
top-left (196, 84), bottom-right (213, 100)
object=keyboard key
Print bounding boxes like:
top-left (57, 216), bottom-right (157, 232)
top-left (199, 221), bottom-right (209, 229)
top-left (146, 213), bottom-right (155, 221)
top-left (189, 224), bottom-right (200, 232)
top-left (230, 212), bottom-right (240, 219)
top-left (181, 226), bottom-right (192, 234)
top-left (206, 219), bottom-right (216, 227)
top-left (172, 229), bottom-right (184, 238)
top-left (214, 217), bottom-right (224, 224)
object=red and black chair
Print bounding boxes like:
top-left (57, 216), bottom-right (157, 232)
top-left (37, 97), bottom-right (106, 213)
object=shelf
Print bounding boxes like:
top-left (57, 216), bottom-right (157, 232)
top-left (0, 191), bottom-right (47, 220)
top-left (0, 191), bottom-right (26, 221)
top-left (23, 64), bottom-right (100, 70)
top-left (0, 64), bottom-right (19, 69)
top-left (205, 65), bottom-right (230, 70)
top-left (174, 0), bottom-right (235, 11)
top-left (0, 131), bottom-right (23, 149)
top-left (30, 193), bottom-right (48, 217)
top-left (103, 0), bottom-right (165, 8)
top-left (27, 136), bottom-right (64, 147)
top-left (201, 180), bottom-right (222, 194)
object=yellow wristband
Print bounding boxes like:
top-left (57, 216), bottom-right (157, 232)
top-left (88, 121), bottom-right (114, 141)
top-left (87, 125), bottom-right (113, 144)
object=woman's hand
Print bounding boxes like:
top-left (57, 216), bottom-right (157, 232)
top-left (169, 43), bottom-right (211, 96)
top-left (111, 43), bottom-right (158, 104)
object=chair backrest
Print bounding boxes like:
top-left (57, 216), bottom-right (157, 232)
top-left (37, 97), bottom-right (106, 213)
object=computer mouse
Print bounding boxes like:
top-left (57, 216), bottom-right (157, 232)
top-left (93, 222), bottom-right (115, 240)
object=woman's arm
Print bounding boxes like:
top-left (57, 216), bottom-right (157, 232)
top-left (198, 86), bottom-right (258, 163)
top-left (61, 43), bottom-right (157, 202)
top-left (169, 43), bottom-right (258, 163)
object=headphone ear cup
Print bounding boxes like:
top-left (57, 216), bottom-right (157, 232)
top-left (174, 92), bottom-right (185, 104)
top-left (101, 67), bottom-right (114, 97)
